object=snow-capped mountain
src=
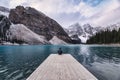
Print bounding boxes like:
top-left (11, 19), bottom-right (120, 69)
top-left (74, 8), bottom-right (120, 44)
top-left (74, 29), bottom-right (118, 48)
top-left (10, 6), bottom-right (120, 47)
top-left (65, 23), bottom-right (97, 43)
top-left (104, 23), bottom-right (120, 31)
top-left (0, 6), bottom-right (9, 17)
top-left (68, 23), bottom-right (83, 36)
top-left (66, 22), bottom-right (120, 43)
top-left (1, 5), bottom-right (120, 45)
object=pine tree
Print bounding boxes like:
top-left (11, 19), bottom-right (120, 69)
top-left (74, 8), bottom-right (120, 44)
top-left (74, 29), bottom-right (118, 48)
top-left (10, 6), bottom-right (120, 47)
top-left (87, 28), bottom-right (120, 44)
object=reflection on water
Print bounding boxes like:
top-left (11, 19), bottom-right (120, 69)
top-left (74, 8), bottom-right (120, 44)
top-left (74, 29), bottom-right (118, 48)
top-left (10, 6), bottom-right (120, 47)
top-left (74, 45), bottom-right (120, 80)
top-left (0, 45), bottom-right (120, 80)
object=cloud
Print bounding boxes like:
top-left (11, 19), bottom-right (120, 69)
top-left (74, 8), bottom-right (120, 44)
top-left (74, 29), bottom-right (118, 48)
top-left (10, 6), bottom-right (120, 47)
top-left (9, 0), bottom-right (27, 8)
top-left (1, 0), bottom-right (120, 27)
top-left (86, 0), bottom-right (120, 26)
top-left (0, 0), bottom-right (9, 7)
top-left (92, 7), bottom-right (120, 27)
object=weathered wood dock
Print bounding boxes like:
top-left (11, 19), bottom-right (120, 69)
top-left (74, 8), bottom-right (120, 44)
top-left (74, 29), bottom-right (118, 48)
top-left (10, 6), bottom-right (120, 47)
top-left (27, 54), bottom-right (98, 80)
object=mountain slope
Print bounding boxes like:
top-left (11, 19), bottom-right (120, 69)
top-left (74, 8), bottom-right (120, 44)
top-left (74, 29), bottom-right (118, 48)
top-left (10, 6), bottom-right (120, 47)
top-left (0, 14), bottom-right (50, 45)
top-left (104, 23), bottom-right (120, 31)
top-left (66, 23), bottom-right (96, 43)
top-left (7, 24), bottom-right (49, 44)
top-left (9, 6), bottom-right (72, 43)
top-left (49, 36), bottom-right (67, 45)
top-left (67, 22), bottom-right (120, 43)
top-left (0, 6), bottom-right (73, 45)
top-left (0, 15), bottom-right (11, 41)
top-left (0, 6), bottom-right (9, 17)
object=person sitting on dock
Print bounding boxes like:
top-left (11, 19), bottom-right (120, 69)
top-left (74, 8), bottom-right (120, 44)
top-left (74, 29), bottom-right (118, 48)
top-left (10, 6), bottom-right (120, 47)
top-left (58, 48), bottom-right (63, 55)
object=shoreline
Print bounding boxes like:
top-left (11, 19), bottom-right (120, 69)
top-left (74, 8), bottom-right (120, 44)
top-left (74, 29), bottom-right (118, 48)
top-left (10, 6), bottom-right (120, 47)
top-left (84, 43), bottom-right (120, 47)
top-left (0, 42), bottom-right (120, 47)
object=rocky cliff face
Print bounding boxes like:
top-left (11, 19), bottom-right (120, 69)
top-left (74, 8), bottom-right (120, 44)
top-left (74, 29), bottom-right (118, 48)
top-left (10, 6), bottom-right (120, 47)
top-left (0, 6), bottom-right (9, 17)
top-left (66, 23), bottom-right (97, 43)
top-left (68, 23), bottom-right (83, 36)
top-left (9, 6), bottom-right (72, 43)
top-left (66, 22), bottom-right (120, 43)
top-left (0, 6), bottom-right (9, 13)
top-left (0, 15), bottom-right (11, 41)
top-left (8, 24), bottom-right (49, 45)
top-left (83, 24), bottom-right (94, 35)
top-left (0, 15), bottom-right (49, 45)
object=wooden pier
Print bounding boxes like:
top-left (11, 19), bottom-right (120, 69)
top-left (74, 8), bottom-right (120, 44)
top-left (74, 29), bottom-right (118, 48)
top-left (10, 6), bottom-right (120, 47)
top-left (27, 54), bottom-right (98, 80)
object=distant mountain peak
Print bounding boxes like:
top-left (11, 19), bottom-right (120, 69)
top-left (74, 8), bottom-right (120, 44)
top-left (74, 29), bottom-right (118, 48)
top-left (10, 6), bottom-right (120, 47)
top-left (66, 23), bottom-right (97, 43)
top-left (0, 6), bottom-right (9, 17)
top-left (70, 23), bottom-right (80, 27)
top-left (0, 6), bottom-right (9, 12)
top-left (66, 22), bottom-right (120, 43)
top-left (0, 5), bottom-right (72, 45)
top-left (9, 6), bottom-right (72, 43)
top-left (83, 23), bottom-right (91, 27)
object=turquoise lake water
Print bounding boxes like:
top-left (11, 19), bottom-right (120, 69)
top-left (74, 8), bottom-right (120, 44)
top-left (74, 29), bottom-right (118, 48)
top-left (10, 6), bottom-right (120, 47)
top-left (0, 45), bottom-right (120, 80)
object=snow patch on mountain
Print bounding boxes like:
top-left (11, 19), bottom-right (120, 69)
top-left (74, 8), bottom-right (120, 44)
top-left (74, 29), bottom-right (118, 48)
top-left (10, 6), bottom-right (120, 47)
top-left (8, 24), bottom-right (49, 44)
top-left (0, 11), bottom-right (9, 17)
top-left (0, 6), bottom-right (9, 17)
top-left (49, 36), bottom-right (67, 45)
top-left (66, 22), bottom-right (120, 43)
top-left (79, 36), bottom-right (88, 43)
top-left (104, 23), bottom-right (120, 31)
top-left (0, 6), bottom-right (71, 45)
top-left (66, 23), bottom-right (97, 43)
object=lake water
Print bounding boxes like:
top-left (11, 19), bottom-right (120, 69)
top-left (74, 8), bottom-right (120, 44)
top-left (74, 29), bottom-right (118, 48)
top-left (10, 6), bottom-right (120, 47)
top-left (0, 45), bottom-right (120, 80)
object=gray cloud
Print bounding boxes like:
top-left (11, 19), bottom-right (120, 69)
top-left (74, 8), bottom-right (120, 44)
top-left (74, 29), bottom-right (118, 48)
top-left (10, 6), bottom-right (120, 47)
top-left (0, 0), bottom-right (120, 27)
top-left (0, 0), bottom-right (9, 8)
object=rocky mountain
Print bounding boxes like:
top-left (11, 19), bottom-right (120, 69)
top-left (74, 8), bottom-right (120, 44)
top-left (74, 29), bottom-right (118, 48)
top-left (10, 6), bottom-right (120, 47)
top-left (65, 23), bottom-right (97, 43)
top-left (66, 22), bottom-right (120, 43)
top-left (0, 15), bottom-right (11, 41)
top-left (49, 36), bottom-right (67, 45)
top-left (0, 15), bottom-right (49, 45)
top-left (68, 23), bottom-right (83, 36)
top-left (8, 24), bottom-right (49, 45)
top-left (104, 23), bottom-right (120, 31)
top-left (0, 6), bottom-right (9, 17)
top-left (0, 6), bottom-right (9, 12)
top-left (70, 34), bottom-right (81, 44)
top-left (64, 23), bottom-right (81, 43)
top-left (9, 6), bottom-right (72, 43)
top-left (0, 6), bottom-right (72, 45)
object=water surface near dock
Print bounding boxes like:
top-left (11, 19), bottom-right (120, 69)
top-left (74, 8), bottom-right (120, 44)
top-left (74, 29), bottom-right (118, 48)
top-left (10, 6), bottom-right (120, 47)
top-left (0, 45), bottom-right (120, 80)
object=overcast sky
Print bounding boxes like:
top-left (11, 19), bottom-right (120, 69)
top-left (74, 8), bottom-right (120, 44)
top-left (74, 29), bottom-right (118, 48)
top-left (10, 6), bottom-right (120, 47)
top-left (1, 0), bottom-right (120, 27)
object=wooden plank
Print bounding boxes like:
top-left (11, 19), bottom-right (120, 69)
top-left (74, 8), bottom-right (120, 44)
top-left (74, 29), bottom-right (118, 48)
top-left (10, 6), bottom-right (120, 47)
top-left (27, 54), bottom-right (98, 80)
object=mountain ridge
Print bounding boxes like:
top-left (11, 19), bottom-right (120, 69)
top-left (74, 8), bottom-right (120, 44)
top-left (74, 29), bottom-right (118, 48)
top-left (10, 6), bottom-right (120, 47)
top-left (0, 6), bottom-right (72, 45)
top-left (9, 6), bottom-right (72, 43)
top-left (66, 22), bottom-right (120, 43)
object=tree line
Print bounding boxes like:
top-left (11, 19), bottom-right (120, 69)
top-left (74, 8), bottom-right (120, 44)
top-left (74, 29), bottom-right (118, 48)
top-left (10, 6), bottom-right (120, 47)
top-left (87, 28), bottom-right (120, 44)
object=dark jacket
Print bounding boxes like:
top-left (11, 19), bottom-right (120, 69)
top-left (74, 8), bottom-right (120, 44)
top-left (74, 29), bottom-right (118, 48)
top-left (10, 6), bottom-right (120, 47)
top-left (58, 49), bottom-right (62, 55)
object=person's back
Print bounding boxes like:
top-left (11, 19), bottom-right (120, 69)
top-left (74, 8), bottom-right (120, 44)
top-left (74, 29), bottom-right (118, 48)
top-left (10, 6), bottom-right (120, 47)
top-left (58, 48), bottom-right (62, 55)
